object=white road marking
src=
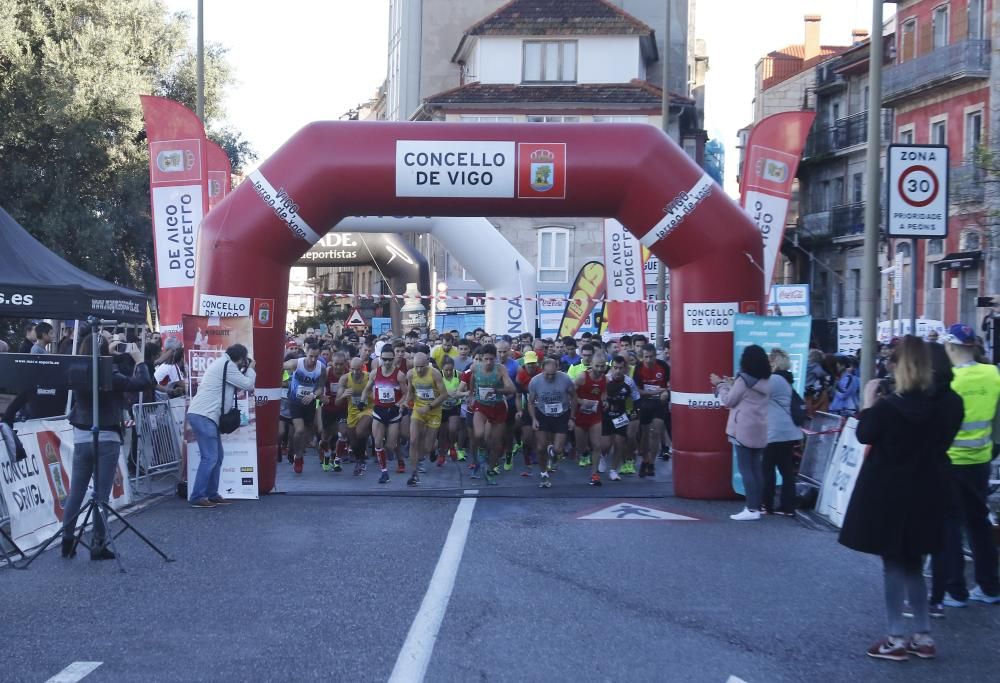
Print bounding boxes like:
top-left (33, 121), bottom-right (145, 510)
top-left (389, 497), bottom-right (477, 683)
top-left (463, 489), bottom-right (479, 495)
top-left (45, 662), bottom-right (102, 683)
top-left (727, 676), bottom-right (748, 683)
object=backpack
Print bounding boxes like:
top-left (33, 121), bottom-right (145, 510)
top-left (789, 389), bottom-right (807, 427)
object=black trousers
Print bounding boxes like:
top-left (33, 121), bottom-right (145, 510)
top-left (762, 440), bottom-right (798, 513)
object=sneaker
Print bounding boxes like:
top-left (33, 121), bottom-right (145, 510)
top-left (608, 469), bottom-right (621, 481)
top-left (407, 475), bottom-right (419, 487)
top-left (322, 461), bottom-right (332, 472)
top-left (486, 469), bottom-right (498, 486)
top-left (589, 473), bottom-right (602, 487)
top-left (729, 507), bottom-right (761, 521)
top-left (470, 465), bottom-right (482, 479)
top-left (775, 509), bottom-right (795, 517)
top-left (333, 458), bottom-right (342, 473)
top-left (928, 603), bottom-right (945, 619)
top-left (450, 446), bottom-right (458, 461)
top-left (647, 463), bottom-right (656, 478)
top-left (902, 601), bottom-right (913, 618)
top-left (905, 635), bottom-right (936, 660)
top-left (621, 461), bottom-right (635, 475)
top-left (942, 594), bottom-right (968, 608)
top-left (417, 461), bottom-right (427, 474)
top-left (436, 454), bottom-right (446, 466)
top-left (660, 448), bottom-right (671, 461)
top-left (969, 586), bottom-right (1000, 604)
top-left (396, 462), bottom-right (406, 474)
top-left (520, 468), bottom-right (533, 477)
top-left (190, 498), bottom-right (217, 509)
top-left (378, 471), bottom-right (390, 484)
top-left (208, 496), bottom-right (233, 505)
top-left (598, 455), bottom-right (608, 473)
top-left (504, 452), bottom-right (514, 471)
top-left (866, 636), bottom-right (909, 662)
top-left (456, 448), bottom-right (466, 461)
top-left (539, 473), bottom-right (552, 488)
top-left (579, 454), bottom-right (592, 468)
top-left (293, 458), bottom-right (303, 474)
top-left (638, 462), bottom-right (648, 478)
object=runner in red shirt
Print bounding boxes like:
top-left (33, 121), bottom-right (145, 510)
top-left (318, 351), bottom-right (349, 472)
top-left (633, 343), bottom-right (670, 479)
top-left (574, 352), bottom-right (608, 485)
top-left (361, 346), bottom-right (409, 484)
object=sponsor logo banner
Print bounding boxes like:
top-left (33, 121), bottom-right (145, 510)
top-left (152, 185), bottom-right (202, 289)
top-left (517, 143), bottom-right (566, 199)
top-left (247, 170), bottom-right (321, 244)
top-left (396, 141), bottom-right (516, 198)
top-left (199, 294), bottom-right (251, 318)
top-left (640, 173), bottom-right (714, 248)
top-left (253, 298), bottom-right (274, 328)
top-left (559, 262), bottom-right (606, 339)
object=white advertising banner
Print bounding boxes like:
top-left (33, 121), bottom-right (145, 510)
top-left (198, 294), bottom-right (252, 318)
top-left (1, 418), bottom-right (133, 549)
top-left (745, 190), bottom-right (789, 294)
top-left (768, 284), bottom-right (809, 317)
top-left (151, 185), bottom-right (203, 289)
top-left (396, 141), bottom-right (516, 198)
top-left (817, 417), bottom-right (865, 528)
top-left (683, 302), bottom-right (737, 333)
top-left (643, 250), bottom-right (669, 343)
top-left (837, 318), bottom-right (863, 355)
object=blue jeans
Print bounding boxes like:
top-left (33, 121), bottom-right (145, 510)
top-left (63, 438), bottom-right (120, 546)
top-left (188, 413), bottom-right (224, 502)
top-left (735, 444), bottom-right (764, 511)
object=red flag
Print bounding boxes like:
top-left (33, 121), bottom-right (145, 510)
top-left (140, 95), bottom-right (210, 336)
top-left (603, 219), bottom-right (647, 333)
top-left (206, 140), bottom-right (232, 211)
top-left (739, 111), bottom-right (816, 295)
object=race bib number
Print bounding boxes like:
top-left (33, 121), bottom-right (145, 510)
top-left (378, 386), bottom-right (395, 402)
top-left (579, 399), bottom-right (598, 414)
top-left (543, 403), bottom-right (563, 416)
top-left (296, 386), bottom-right (311, 399)
top-left (644, 384), bottom-right (662, 394)
top-left (280, 388), bottom-right (289, 399)
top-left (416, 387), bottom-right (435, 400)
top-left (612, 413), bottom-right (630, 429)
top-left (352, 397), bottom-right (366, 408)
top-left (478, 387), bottom-right (496, 402)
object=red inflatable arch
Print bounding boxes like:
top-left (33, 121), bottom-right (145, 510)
top-left (195, 122), bottom-right (763, 499)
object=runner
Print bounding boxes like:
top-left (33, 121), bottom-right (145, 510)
top-left (337, 357), bottom-right (374, 476)
top-left (453, 340), bottom-right (474, 372)
top-left (361, 345), bottom-right (409, 484)
top-left (283, 344), bottom-right (327, 474)
top-left (318, 351), bottom-right (349, 472)
top-left (438, 356), bottom-right (466, 465)
top-left (461, 343), bottom-right (516, 485)
top-left (515, 351), bottom-right (543, 475)
top-left (574, 351), bottom-right (608, 485)
top-left (633, 343), bottom-right (670, 478)
top-left (405, 352), bottom-right (448, 486)
top-left (497, 339), bottom-right (521, 471)
top-left (527, 357), bottom-right (576, 488)
top-left (603, 355), bottom-right (640, 481)
top-left (431, 333), bottom-right (458, 369)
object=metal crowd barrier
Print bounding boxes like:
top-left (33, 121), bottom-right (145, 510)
top-left (132, 401), bottom-right (183, 494)
top-left (798, 411), bottom-right (845, 487)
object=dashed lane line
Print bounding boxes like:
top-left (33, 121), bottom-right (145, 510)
top-left (45, 662), bottom-right (102, 683)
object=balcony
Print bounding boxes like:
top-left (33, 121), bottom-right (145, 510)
top-left (800, 210), bottom-right (832, 239)
top-left (831, 202), bottom-right (866, 239)
top-left (883, 39), bottom-right (990, 103)
top-left (950, 163), bottom-right (986, 205)
top-left (814, 62), bottom-right (846, 93)
top-left (803, 109), bottom-right (894, 159)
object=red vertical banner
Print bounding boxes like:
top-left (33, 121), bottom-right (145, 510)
top-left (603, 219), bottom-right (647, 333)
top-left (140, 95), bottom-right (210, 338)
top-left (739, 111), bottom-right (816, 295)
top-left (206, 139), bottom-right (233, 212)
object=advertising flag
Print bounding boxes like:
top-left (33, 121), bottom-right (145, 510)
top-left (558, 261), bottom-right (606, 339)
top-left (739, 111), bottom-right (816, 295)
top-left (206, 139), bottom-right (233, 211)
top-left (140, 95), bottom-right (211, 338)
top-left (603, 219), bottom-right (647, 333)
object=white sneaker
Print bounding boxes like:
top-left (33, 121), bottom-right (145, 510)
top-left (730, 507), bottom-right (761, 521)
top-left (969, 586), bottom-right (1000, 604)
top-left (598, 455), bottom-right (608, 473)
top-left (608, 469), bottom-right (620, 481)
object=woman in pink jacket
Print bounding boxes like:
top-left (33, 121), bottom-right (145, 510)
top-left (710, 344), bottom-right (771, 521)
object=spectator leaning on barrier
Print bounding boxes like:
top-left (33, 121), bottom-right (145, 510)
top-left (186, 344), bottom-right (256, 509)
top-left (838, 335), bottom-right (963, 662)
top-left (762, 348), bottom-right (803, 516)
top-left (711, 344), bottom-right (771, 522)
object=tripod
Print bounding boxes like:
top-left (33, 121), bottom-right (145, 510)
top-left (20, 317), bottom-right (174, 573)
top-left (0, 526), bottom-right (27, 569)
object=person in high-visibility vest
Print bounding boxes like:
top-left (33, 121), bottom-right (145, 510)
top-left (935, 323), bottom-right (1000, 609)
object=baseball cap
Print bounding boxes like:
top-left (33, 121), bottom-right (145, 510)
top-left (942, 323), bottom-right (976, 346)
top-left (524, 351), bottom-right (539, 364)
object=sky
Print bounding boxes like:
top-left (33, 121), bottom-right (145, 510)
top-left (164, 0), bottom-right (893, 193)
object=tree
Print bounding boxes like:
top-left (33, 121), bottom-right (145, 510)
top-left (0, 0), bottom-right (256, 295)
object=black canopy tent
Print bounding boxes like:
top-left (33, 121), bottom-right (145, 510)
top-left (0, 205), bottom-right (147, 323)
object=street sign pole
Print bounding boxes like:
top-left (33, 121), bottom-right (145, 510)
top-left (911, 238), bottom-right (918, 332)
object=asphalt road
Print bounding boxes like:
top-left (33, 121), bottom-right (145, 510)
top-left (3, 489), bottom-right (999, 682)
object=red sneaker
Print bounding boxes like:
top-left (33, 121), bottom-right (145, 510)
top-left (866, 637), bottom-right (908, 662)
top-left (293, 458), bottom-right (303, 474)
top-left (396, 462), bottom-right (406, 473)
top-left (436, 454), bottom-right (446, 466)
top-left (449, 447), bottom-right (458, 461)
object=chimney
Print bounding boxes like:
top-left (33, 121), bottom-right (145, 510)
top-left (804, 15), bottom-right (822, 60)
top-left (852, 29), bottom-right (869, 44)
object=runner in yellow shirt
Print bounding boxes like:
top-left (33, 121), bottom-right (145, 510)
top-left (405, 352), bottom-right (448, 486)
top-left (337, 357), bottom-right (373, 477)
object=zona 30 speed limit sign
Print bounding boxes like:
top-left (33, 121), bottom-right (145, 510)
top-left (887, 144), bottom-right (950, 238)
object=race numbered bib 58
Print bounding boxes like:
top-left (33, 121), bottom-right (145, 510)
top-left (378, 387), bottom-right (395, 402)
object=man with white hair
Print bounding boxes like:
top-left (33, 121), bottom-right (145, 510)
top-left (405, 352), bottom-right (447, 486)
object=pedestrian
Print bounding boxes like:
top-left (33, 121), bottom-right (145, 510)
top-left (762, 348), bottom-right (802, 516)
top-left (186, 344), bottom-right (256, 508)
top-left (31, 322), bottom-right (53, 354)
top-left (711, 344), bottom-right (770, 521)
top-left (829, 355), bottom-right (860, 416)
top-left (838, 336), bottom-right (963, 661)
top-left (804, 348), bottom-right (831, 415)
top-left (17, 323), bottom-right (35, 353)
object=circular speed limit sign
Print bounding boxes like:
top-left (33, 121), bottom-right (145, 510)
top-left (897, 165), bottom-right (939, 207)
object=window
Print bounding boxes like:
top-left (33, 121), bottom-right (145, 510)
top-left (900, 19), bottom-right (917, 62)
top-left (965, 109), bottom-right (983, 159)
top-left (932, 5), bottom-right (949, 49)
top-left (969, 0), bottom-right (985, 39)
top-left (523, 41), bottom-right (577, 83)
top-left (927, 239), bottom-right (944, 256)
top-left (592, 115), bottom-right (649, 123)
top-left (852, 172), bottom-right (863, 203)
top-left (526, 115), bottom-right (580, 123)
top-left (831, 101), bottom-right (841, 124)
top-left (833, 177), bottom-right (844, 206)
top-left (864, 86), bottom-right (870, 110)
top-left (459, 115), bottom-right (515, 123)
top-left (961, 229), bottom-right (982, 251)
top-left (931, 118), bottom-right (947, 145)
top-left (537, 227), bottom-right (570, 283)
top-left (821, 180), bottom-right (831, 210)
top-left (898, 126), bottom-right (915, 144)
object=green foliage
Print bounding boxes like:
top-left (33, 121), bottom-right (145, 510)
top-left (0, 0), bottom-right (256, 294)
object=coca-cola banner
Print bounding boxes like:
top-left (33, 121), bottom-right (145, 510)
top-left (0, 419), bottom-right (132, 549)
top-left (739, 112), bottom-right (816, 295)
top-left (140, 95), bottom-right (211, 335)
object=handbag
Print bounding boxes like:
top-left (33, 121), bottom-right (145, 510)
top-left (218, 360), bottom-right (242, 434)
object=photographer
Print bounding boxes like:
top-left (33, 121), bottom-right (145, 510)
top-left (63, 334), bottom-right (151, 561)
top-left (186, 344), bottom-right (256, 509)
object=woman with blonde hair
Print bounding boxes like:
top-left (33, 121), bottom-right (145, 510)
top-left (763, 348), bottom-right (802, 515)
top-left (838, 336), bottom-right (963, 661)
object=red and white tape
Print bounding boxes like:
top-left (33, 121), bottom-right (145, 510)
top-left (317, 291), bottom-right (669, 305)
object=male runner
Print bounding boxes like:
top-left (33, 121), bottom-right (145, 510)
top-left (283, 344), bottom-right (326, 474)
top-left (603, 355), bottom-right (640, 481)
top-left (438, 356), bottom-right (466, 464)
top-left (338, 357), bottom-right (374, 476)
top-left (405, 352), bottom-right (448, 486)
top-left (515, 351), bottom-right (543, 475)
top-left (633, 343), bottom-right (670, 478)
top-left (496, 339), bottom-right (521, 471)
top-left (460, 344), bottom-right (515, 485)
top-left (527, 358), bottom-right (576, 488)
top-left (453, 340), bottom-right (474, 372)
top-left (431, 333), bottom-right (459, 369)
top-left (574, 351), bottom-right (608, 485)
top-left (361, 345), bottom-right (409, 484)
top-left (318, 351), bottom-right (349, 472)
